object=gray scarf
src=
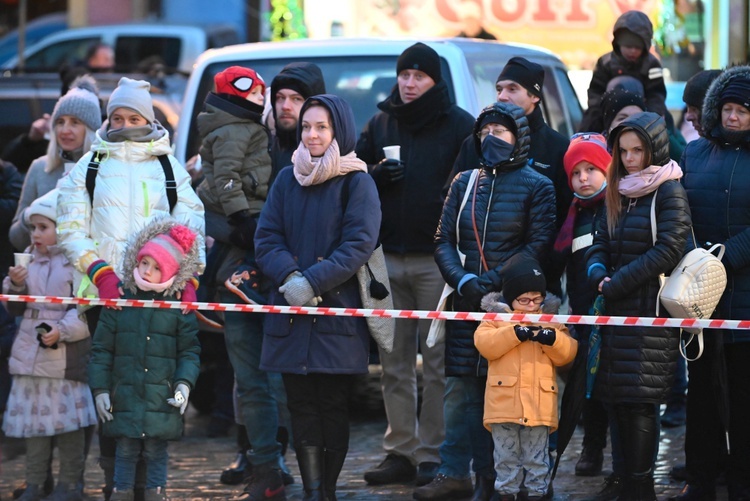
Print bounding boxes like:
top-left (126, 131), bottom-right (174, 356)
top-left (99, 120), bottom-right (166, 143)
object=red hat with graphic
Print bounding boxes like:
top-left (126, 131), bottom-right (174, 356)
top-left (214, 66), bottom-right (266, 99)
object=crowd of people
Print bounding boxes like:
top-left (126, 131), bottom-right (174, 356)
top-left (1, 9), bottom-right (750, 501)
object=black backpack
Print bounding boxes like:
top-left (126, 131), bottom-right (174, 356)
top-left (85, 152), bottom-right (177, 213)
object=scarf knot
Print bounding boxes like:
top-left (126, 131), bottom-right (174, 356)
top-left (618, 159), bottom-right (683, 198)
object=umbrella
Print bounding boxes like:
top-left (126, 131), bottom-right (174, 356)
top-left (551, 294), bottom-right (605, 481)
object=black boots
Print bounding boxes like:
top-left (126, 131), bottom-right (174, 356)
top-left (472, 475), bottom-right (496, 501)
top-left (297, 446), bottom-right (325, 501)
top-left (296, 446), bottom-right (347, 501)
top-left (617, 474), bottom-right (656, 501)
top-left (324, 449), bottom-right (347, 501)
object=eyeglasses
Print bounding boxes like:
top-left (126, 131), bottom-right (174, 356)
top-left (515, 296), bottom-right (545, 305)
top-left (479, 127), bottom-right (510, 139)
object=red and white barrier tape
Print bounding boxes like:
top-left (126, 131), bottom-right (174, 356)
top-left (3, 294), bottom-right (750, 330)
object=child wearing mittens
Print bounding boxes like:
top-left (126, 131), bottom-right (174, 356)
top-left (88, 219), bottom-right (201, 501)
top-left (474, 255), bottom-right (577, 501)
top-left (2, 189), bottom-right (97, 501)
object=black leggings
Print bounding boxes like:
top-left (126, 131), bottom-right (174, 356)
top-left (613, 403), bottom-right (658, 477)
top-left (282, 373), bottom-right (354, 452)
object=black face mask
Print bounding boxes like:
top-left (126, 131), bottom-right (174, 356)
top-left (480, 135), bottom-right (515, 167)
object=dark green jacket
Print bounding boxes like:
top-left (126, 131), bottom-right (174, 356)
top-left (89, 289), bottom-right (201, 440)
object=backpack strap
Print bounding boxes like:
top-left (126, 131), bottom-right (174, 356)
top-left (158, 155), bottom-right (177, 213)
top-left (85, 152), bottom-right (104, 206)
top-left (85, 153), bottom-right (176, 213)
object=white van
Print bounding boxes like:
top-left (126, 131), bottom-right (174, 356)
top-left (173, 37), bottom-right (582, 164)
top-left (2, 23), bottom-right (239, 75)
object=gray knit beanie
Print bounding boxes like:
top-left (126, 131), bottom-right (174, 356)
top-left (107, 77), bottom-right (155, 123)
top-left (51, 75), bottom-right (102, 131)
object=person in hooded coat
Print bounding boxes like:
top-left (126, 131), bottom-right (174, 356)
top-left (255, 94), bottom-right (381, 501)
top-left (675, 64), bottom-right (750, 501)
top-left (578, 10), bottom-right (668, 134)
top-left (586, 111), bottom-right (691, 500)
top-left (415, 102), bottom-right (556, 501)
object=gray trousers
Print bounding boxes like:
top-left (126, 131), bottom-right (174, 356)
top-left (378, 253), bottom-right (446, 464)
top-left (26, 429), bottom-right (84, 485)
top-left (491, 423), bottom-right (550, 497)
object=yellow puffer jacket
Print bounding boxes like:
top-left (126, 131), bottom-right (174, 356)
top-left (474, 295), bottom-right (577, 432)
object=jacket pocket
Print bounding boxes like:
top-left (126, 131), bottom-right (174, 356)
top-left (315, 315), bottom-right (357, 336)
top-left (538, 377), bottom-right (559, 420)
top-left (488, 374), bottom-right (518, 411)
top-left (264, 313), bottom-right (294, 338)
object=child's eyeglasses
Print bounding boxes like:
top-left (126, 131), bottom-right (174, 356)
top-left (515, 296), bottom-right (545, 305)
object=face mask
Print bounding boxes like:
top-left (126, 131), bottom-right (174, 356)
top-left (480, 135), bottom-right (515, 167)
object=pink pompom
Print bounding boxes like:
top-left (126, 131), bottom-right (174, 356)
top-left (169, 225), bottom-right (197, 253)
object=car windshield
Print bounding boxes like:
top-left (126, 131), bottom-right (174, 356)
top-left (185, 56), bottom-right (456, 159)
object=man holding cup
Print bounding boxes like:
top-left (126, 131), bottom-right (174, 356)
top-left (356, 42), bottom-right (474, 489)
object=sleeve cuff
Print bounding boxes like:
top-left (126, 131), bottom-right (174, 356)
top-left (457, 274), bottom-right (478, 295)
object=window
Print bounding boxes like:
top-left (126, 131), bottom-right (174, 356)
top-left (115, 36), bottom-right (181, 73)
top-left (24, 37), bottom-right (100, 72)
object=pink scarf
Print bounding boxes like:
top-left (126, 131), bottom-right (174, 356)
top-left (133, 268), bottom-right (175, 294)
top-left (618, 159), bottom-right (683, 198)
top-left (292, 139), bottom-right (367, 186)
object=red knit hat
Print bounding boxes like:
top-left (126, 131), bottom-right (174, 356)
top-left (214, 66), bottom-right (266, 99)
top-left (563, 133), bottom-right (611, 189)
top-left (137, 225), bottom-right (196, 281)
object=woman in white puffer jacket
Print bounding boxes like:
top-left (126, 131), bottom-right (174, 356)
top-left (57, 77), bottom-right (205, 302)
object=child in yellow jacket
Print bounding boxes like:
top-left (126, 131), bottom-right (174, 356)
top-left (474, 254), bottom-right (577, 501)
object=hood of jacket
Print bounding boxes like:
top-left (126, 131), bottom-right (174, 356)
top-left (612, 10), bottom-right (653, 56)
top-left (702, 64), bottom-right (750, 141)
top-left (609, 111), bottom-right (670, 166)
top-left (198, 92), bottom-right (264, 136)
top-left (472, 102), bottom-right (530, 169)
top-left (480, 292), bottom-right (561, 314)
top-left (297, 93), bottom-right (358, 155)
top-left (120, 217), bottom-right (202, 297)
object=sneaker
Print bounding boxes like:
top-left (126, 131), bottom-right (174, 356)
top-left (413, 473), bottom-right (473, 500)
top-left (42, 482), bottom-right (83, 501)
top-left (416, 462), bottom-right (440, 487)
top-left (581, 473), bottom-right (624, 501)
top-left (232, 463), bottom-right (286, 501)
top-left (143, 487), bottom-right (167, 501)
top-left (225, 266), bottom-right (265, 305)
top-left (575, 447), bottom-right (604, 476)
top-left (364, 453), bottom-right (416, 485)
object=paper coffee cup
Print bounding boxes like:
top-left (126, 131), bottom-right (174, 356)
top-left (383, 145), bottom-right (401, 161)
top-left (14, 253), bottom-right (33, 268)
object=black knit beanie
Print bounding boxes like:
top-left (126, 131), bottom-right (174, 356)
top-left (719, 77), bottom-right (750, 110)
top-left (397, 43), bottom-right (442, 83)
top-left (683, 70), bottom-right (722, 108)
top-left (602, 87), bottom-right (646, 132)
top-left (502, 254), bottom-right (546, 305)
top-left (478, 112), bottom-right (517, 136)
top-left (497, 56), bottom-right (544, 98)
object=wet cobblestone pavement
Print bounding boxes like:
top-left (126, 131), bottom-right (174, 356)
top-left (2, 403), bottom-right (725, 500)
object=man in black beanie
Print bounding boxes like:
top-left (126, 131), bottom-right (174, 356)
top-left (357, 42), bottom-right (474, 490)
top-left (268, 62), bottom-right (326, 184)
top-left (682, 69), bottom-right (722, 137)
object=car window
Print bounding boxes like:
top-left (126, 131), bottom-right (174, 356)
top-left (0, 97), bottom-right (55, 152)
top-left (115, 36), bottom-right (181, 73)
top-left (186, 56), bottom-right (456, 159)
top-left (24, 37), bottom-right (100, 72)
top-left (548, 67), bottom-right (582, 137)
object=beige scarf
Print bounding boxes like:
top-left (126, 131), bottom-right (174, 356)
top-left (292, 139), bottom-right (367, 186)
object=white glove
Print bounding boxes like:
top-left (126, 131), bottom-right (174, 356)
top-left (167, 383), bottom-right (190, 415)
top-left (95, 393), bottom-right (113, 422)
top-left (279, 274), bottom-right (316, 306)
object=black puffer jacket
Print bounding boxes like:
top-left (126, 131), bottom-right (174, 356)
top-left (681, 65), bottom-right (750, 343)
top-left (356, 80), bottom-right (474, 254)
top-left (578, 10), bottom-right (667, 133)
top-left (586, 112), bottom-right (691, 403)
top-left (435, 103), bottom-right (556, 376)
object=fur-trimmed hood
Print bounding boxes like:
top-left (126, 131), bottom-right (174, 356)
top-left (480, 292), bottom-right (561, 314)
top-left (120, 217), bottom-right (202, 297)
top-left (702, 65), bottom-right (750, 138)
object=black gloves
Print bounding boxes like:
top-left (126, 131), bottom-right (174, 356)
top-left (514, 325), bottom-right (556, 345)
top-left (588, 264), bottom-right (608, 292)
top-left (514, 325), bottom-right (533, 342)
top-left (457, 278), bottom-right (488, 311)
top-left (371, 158), bottom-right (405, 185)
top-left (532, 327), bottom-right (556, 346)
top-left (228, 210), bottom-right (257, 250)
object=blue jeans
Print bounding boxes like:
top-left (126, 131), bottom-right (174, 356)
top-left (114, 437), bottom-right (167, 490)
top-left (438, 376), bottom-right (494, 479)
top-left (221, 291), bottom-right (282, 466)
